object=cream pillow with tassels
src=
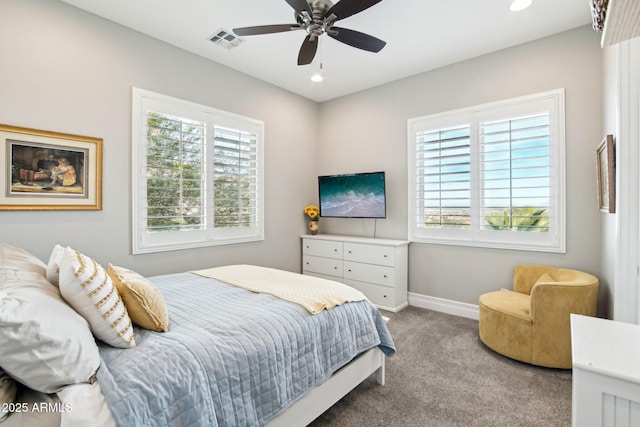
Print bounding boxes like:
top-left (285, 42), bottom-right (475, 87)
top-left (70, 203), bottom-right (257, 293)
top-left (59, 248), bottom-right (135, 349)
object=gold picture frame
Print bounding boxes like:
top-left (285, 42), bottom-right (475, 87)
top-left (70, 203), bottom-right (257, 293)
top-left (596, 134), bottom-right (615, 213)
top-left (0, 124), bottom-right (102, 210)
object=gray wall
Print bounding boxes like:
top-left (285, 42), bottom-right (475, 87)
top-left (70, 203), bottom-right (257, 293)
top-left (317, 26), bottom-right (604, 305)
top-left (1, 1), bottom-right (606, 310)
top-left (0, 0), bottom-right (318, 275)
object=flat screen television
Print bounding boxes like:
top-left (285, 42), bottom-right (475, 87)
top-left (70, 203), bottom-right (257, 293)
top-left (318, 171), bottom-right (386, 218)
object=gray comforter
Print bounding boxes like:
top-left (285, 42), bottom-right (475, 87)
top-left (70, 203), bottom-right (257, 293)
top-left (96, 272), bottom-right (395, 427)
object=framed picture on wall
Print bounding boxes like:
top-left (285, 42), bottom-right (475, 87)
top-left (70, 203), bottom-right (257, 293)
top-left (0, 124), bottom-right (102, 210)
top-left (596, 134), bottom-right (615, 213)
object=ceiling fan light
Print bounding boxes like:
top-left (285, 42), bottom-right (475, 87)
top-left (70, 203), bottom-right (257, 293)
top-left (311, 73), bottom-right (324, 82)
top-left (509, 0), bottom-right (532, 12)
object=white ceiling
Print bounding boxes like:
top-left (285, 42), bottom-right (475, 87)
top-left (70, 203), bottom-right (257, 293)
top-left (59, 0), bottom-right (594, 102)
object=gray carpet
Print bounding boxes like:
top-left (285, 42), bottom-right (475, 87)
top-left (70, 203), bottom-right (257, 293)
top-left (309, 306), bottom-right (572, 427)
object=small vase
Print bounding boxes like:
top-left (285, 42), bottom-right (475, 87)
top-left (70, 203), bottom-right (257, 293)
top-left (308, 220), bottom-right (318, 235)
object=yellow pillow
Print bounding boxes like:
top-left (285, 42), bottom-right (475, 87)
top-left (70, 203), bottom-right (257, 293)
top-left (107, 264), bottom-right (169, 332)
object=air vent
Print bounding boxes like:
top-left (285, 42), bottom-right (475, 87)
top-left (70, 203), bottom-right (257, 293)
top-left (209, 29), bottom-right (244, 50)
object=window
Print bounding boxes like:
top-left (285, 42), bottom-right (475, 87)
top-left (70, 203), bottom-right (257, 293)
top-left (408, 89), bottom-right (565, 252)
top-left (132, 88), bottom-right (264, 254)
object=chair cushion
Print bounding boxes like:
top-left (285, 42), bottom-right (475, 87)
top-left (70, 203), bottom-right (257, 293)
top-left (479, 290), bottom-right (531, 322)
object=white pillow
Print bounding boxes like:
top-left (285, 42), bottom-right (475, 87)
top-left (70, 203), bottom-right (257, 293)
top-left (0, 242), bottom-right (46, 276)
top-left (1, 387), bottom-right (62, 427)
top-left (0, 367), bottom-right (17, 422)
top-left (0, 267), bottom-right (100, 394)
top-left (59, 248), bottom-right (136, 349)
top-left (45, 244), bottom-right (66, 286)
top-left (58, 382), bottom-right (116, 427)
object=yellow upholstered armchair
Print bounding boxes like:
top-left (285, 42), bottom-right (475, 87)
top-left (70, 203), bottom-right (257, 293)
top-left (478, 265), bottom-right (599, 369)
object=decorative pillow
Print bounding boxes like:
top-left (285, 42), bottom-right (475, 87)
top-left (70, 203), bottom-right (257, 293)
top-left (107, 264), bottom-right (169, 332)
top-left (0, 266), bottom-right (100, 394)
top-left (45, 244), bottom-right (66, 286)
top-left (59, 248), bottom-right (136, 348)
top-left (0, 242), bottom-right (46, 276)
top-left (0, 367), bottom-right (17, 421)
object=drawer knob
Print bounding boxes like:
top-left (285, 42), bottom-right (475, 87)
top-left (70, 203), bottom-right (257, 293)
top-left (334, 266), bottom-right (338, 270)
top-left (383, 294), bottom-right (387, 298)
top-left (348, 269), bottom-right (352, 272)
top-left (383, 275), bottom-right (387, 278)
top-left (334, 249), bottom-right (338, 252)
top-left (348, 250), bottom-right (352, 253)
top-left (384, 255), bottom-right (388, 258)
top-left (306, 262), bottom-right (309, 265)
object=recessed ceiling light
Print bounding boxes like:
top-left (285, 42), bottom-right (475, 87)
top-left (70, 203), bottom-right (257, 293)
top-left (509, 0), bottom-right (532, 12)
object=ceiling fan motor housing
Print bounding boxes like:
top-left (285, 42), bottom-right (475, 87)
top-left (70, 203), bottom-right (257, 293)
top-left (298, 0), bottom-right (335, 39)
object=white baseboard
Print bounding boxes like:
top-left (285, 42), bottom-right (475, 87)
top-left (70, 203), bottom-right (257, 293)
top-left (408, 292), bottom-right (479, 320)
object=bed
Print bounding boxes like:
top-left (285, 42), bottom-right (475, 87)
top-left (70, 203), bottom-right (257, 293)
top-left (0, 243), bottom-right (395, 427)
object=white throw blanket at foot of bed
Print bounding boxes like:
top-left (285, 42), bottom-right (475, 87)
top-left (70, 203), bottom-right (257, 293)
top-left (192, 264), bottom-right (366, 314)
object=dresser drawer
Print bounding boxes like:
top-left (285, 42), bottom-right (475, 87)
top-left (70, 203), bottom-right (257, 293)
top-left (302, 239), bottom-right (343, 259)
top-left (303, 255), bottom-right (343, 278)
top-left (344, 243), bottom-right (394, 266)
top-left (344, 261), bottom-right (394, 287)
top-left (345, 279), bottom-right (396, 308)
top-left (304, 271), bottom-right (343, 283)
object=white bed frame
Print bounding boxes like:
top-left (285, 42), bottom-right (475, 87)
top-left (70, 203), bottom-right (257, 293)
top-left (266, 347), bottom-right (386, 426)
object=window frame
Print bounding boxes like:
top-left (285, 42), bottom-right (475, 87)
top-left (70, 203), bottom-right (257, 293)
top-left (132, 88), bottom-right (264, 254)
top-left (407, 89), bottom-right (566, 253)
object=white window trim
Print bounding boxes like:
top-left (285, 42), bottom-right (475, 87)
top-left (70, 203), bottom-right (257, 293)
top-left (132, 88), bottom-right (264, 254)
top-left (407, 89), bottom-right (566, 253)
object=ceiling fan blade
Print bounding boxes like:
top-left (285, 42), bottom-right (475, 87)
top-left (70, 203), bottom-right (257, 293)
top-left (233, 24), bottom-right (301, 36)
top-left (285, 0), bottom-right (311, 14)
top-left (297, 35), bottom-right (318, 65)
top-left (326, 0), bottom-right (383, 21)
top-left (329, 27), bottom-right (386, 52)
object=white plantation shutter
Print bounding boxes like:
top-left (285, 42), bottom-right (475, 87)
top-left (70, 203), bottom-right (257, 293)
top-left (408, 89), bottom-right (565, 252)
top-left (479, 113), bottom-right (551, 231)
top-left (132, 88), bottom-right (264, 254)
top-left (416, 124), bottom-right (471, 229)
top-left (145, 113), bottom-right (206, 233)
top-left (213, 125), bottom-right (258, 229)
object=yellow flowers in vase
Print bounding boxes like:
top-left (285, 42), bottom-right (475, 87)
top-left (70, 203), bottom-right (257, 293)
top-left (304, 205), bottom-right (319, 235)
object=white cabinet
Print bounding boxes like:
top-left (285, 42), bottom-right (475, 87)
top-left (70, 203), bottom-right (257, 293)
top-left (571, 314), bottom-right (640, 427)
top-left (301, 234), bottom-right (409, 312)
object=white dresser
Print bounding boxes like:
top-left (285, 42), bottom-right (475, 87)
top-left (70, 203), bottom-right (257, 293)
top-left (301, 234), bottom-right (409, 312)
top-left (571, 314), bottom-right (640, 427)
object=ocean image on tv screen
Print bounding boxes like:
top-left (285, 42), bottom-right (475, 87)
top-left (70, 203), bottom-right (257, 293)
top-left (319, 172), bottom-right (386, 218)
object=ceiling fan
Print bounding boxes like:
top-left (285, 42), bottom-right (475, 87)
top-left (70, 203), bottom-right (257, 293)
top-left (233, 0), bottom-right (386, 66)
